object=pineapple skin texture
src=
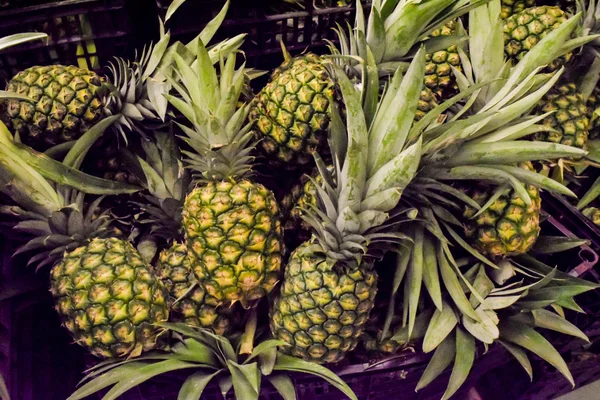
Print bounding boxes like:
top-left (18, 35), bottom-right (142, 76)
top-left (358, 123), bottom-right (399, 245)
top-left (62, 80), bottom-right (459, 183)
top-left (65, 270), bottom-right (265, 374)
top-left (463, 179), bottom-right (541, 257)
top-left (156, 243), bottom-right (238, 335)
top-left (503, 6), bottom-right (571, 71)
top-left (424, 20), bottom-right (462, 100)
top-left (250, 54), bottom-right (335, 168)
top-left (182, 180), bottom-right (283, 309)
top-left (534, 83), bottom-right (589, 149)
top-left (500, 0), bottom-right (537, 20)
top-left (50, 238), bottom-right (169, 359)
top-left (3, 65), bottom-right (105, 151)
top-left (270, 243), bottom-right (378, 364)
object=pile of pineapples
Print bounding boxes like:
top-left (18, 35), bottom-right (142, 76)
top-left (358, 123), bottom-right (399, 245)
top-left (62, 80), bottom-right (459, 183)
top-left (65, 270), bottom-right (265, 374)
top-left (1, 1), bottom-right (600, 399)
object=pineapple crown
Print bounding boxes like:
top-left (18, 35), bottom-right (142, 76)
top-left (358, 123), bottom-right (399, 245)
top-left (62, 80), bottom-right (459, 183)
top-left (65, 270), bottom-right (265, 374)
top-left (165, 41), bottom-right (255, 182)
top-left (328, 0), bottom-right (474, 71)
top-left (0, 119), bottom-right (139, 270)
top-left (301, 49), bottom-right (429, 266)
top-left (125, 129), bottom-right (191, 242)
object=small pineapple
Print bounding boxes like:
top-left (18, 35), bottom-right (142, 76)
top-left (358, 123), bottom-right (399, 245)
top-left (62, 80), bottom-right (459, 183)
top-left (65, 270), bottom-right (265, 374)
top-left (156, 243), bottom-right (238, 335)
top-left (462, 164), bottom-right (542, 258)
top-left (501, 0), bottom-right (537, 19)
top-left (166, 46), bottom-right (284, 309)
top-left (533, 83), bottom-right (589, 149)
top-left (50, 237), bottom-right (169, 358)
top-left (424, 20), bottom-right (462, 100)
top-left (503, 6), bottom-right (572, 71)
top-left (582, 207), bottom-right (600, 226)
top-left (250, 52), bottom-right (335, 169)
top-left (415, 88), bottom-right (439, 121)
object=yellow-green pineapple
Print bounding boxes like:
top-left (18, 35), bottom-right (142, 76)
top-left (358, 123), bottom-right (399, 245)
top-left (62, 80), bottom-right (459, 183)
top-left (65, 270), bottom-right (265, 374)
top-left (501, 0), bottom-right (536, 19)
top-left (250, 52), bottom-right (335, 169)
top-left (271, 51), bottom-right (426, 364)
top-left (424, 20), bottom-right (462, 100)
top-left (50, 237), bottom-right (169, 358)
top-left (462, 164), bottom-right (541, 257)
top-left (156, 243), bottom-right (237, 335)
top-left (503, 6), bottom-right (572, 71)
top-left (165, 45), bottom-right (284, 310)
top-left (582, 207), bottom-right (600, 226)
top-left (533, 83), bottom-right (589, 148)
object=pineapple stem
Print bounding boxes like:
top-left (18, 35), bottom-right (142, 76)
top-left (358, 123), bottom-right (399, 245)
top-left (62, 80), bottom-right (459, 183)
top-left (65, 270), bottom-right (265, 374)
top-left (239, 307), bottom-right (258, 355)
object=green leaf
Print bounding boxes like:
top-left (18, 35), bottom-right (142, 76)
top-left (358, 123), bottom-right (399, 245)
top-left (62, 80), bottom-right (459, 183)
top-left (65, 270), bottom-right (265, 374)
top-left (462, 307), bottom-right (499, 344)
top-left (416, 332), bottom-right (456, 391)
top-left (406, 225), bottom-right (425, 338)
top-left (423, 301), bottom-right (458, 353)
top-left (227, 361), bottom-right (260, 400)
top-left (165, 0), bottom-right (186, 22)
top-left (0, 374), bottom-right (8, 400)
top-left (442, 327), bottom-right (475, 400)
top-left (258, 346), bottom-right (277, 376)
top-left (274, 354), bottom-right (358, 400)
top-left (499, 319), bottom-right (574, 387)
top-left (469, 265), bottom-right (494, 308)
top-left (178, 371), bottom-right (221, 400)
top-left (268, 374), bottom-right (296, 400)
top-left (531, 236), bottom-right (588, 254)
top-left (498, 340), bottom-right (532, 381)
top-left (555, 297), bottom-right (584, 313)
top-left (0, 32), bottom-right (47, 52)
top-left (437, 244), bottom-right (480, 321)
top-left (422, 232), bottom-right (442, 311)
top-left (577, 175), bottom-right (600, 209)
top-left (531, 309), bottom-right (589, 342)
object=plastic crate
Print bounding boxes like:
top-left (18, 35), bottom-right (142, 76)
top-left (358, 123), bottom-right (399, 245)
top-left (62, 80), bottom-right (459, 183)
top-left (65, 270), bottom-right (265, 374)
top-left (0, 0), bottom-right (132, 83)
top-left (156, 0), bottom-right (357, 69)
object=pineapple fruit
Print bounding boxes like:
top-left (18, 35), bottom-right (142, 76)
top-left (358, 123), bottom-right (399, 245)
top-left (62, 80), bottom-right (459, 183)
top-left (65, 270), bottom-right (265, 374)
top-left (424, 20), bottom-right (462, 100)
top-left (271, 50), bottom-right (427, 364)
top-left (462, 164), bottom-right (542, 258)
top-left (582, 207), bottom-right (600, 226)
top-left (250, 52), bottom-right (335, 169)
top-left (156, 243), bottom-right (237, 335)
top-left (3, 65), bottom-right (106, 150)
top-left (50, 238), bottom-right (169, 358)
top-left (166, 45), bottom-right (284, 309)
top-left (503, 6), bottom-right (572, 71)
top-left (533, 83), bottom-right (589, 148)
top-left (587, 87), bottom-right (600, 139)
top-left (500, 0), bottom-right (537, 19)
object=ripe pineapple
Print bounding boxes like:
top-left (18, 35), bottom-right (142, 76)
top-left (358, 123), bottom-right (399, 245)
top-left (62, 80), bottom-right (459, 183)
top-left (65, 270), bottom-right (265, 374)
top-left (271, 53), bottom-right (426, 364)
top-left (166, 46), bottom-right (284, 309)
top-left (156, 243), bottom-right (237, 335)
top-left (501, 0), bottom-right (537, 19)
top-left (50, 237), bottom-right (169, 358)
top-left (462, 164), bottom-right (542, 257)
top-left (503, 6), bottom-right (572, 71)
top-left (250, 52), bottom-right (335, 169)
top-left (533, 83), bottom-right (589, 148)
top-left (424, 20), bottom-right (462, 100)
top-left (3, 66), bottom-right (106, 150)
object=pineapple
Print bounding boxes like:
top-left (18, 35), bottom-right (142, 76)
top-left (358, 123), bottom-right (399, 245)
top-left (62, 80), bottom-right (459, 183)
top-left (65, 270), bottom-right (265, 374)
top-left (587, 87), bottom-right (600, 139)
top-left (501, 0), bottom-right (537, 19)
top-left (3, 66), bottom-right (107, 150)
top-left (156, 243), bottom-right (237, 335)
top-left (503, 6), bottom-right (572, 71)
top-left (533, 83), bottom-right (589, 148)
top-left (271, 51), bottom-right (427, 364)
top-left (165, 45), bottom-right (284, 309)
top-left (250, 52), bottom-right (335, 169)
top-left (462, 170), bottom-right (542, 258)
top-left (424, 20), bottom-right (462, 100)
top-left (50, 237), bottom-right (169, 358)
top-left (582, 207), bottom-right (600, 226)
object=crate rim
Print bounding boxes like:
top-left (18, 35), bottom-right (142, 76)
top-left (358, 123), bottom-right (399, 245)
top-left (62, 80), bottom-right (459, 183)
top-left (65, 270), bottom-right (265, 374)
top-left (0, 0), bottom-right (125, 18)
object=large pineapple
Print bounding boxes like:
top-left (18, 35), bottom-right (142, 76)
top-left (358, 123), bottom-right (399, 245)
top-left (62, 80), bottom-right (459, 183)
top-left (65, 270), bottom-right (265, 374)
top-left (50, 237), bottom-right (169, 358)
top-left (271, 52), bottom-right (426, 364)
top-left (503, 6), bottom-right (572, 71)
top-left (156, 243), bottom-right (237, 335)
top-left (250, 52), bottom-right (335, 169)
top-left (462, 164), bottom-right (542, 257)
top-left (424, 20), bottom-right (462, 100)
top-left (533, 83), bottom-right (589, 148)
top-left (166, 45), bottom-right (284, 309)
top-left (501, 0), bottom-right (536, 19)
